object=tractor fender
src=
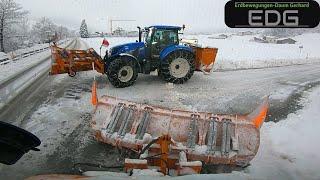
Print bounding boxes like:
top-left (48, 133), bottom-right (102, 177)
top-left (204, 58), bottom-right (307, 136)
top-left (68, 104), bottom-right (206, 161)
top-left (118, 53), bottom-right (141, 71)
top-left (159, 45), bottom-right (194, 61)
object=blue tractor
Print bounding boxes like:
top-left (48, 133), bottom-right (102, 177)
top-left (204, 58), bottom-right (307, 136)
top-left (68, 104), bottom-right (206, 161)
top-left (104, 25), bottom-right (196, 88)
top-left (50, 25), bottom-right (217, 88)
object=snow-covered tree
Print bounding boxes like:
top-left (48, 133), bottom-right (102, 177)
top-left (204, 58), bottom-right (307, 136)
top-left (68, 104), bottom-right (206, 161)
top-left (0, 0), bottom-right (28, 52)
top-left (31, 17), bottom-right (57, 43)
top-left (79, 19), bottom-right (89, 38)
top-left (31, 17), bottom-right (74, 44)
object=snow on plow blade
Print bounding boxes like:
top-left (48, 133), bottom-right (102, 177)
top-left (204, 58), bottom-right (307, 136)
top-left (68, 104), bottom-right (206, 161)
top-left (91, 96), bottom-right (268, 167)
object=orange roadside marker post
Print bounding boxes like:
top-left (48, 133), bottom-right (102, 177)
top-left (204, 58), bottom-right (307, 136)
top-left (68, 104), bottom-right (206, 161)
top-left (91, 62), bottom-right (98, 106)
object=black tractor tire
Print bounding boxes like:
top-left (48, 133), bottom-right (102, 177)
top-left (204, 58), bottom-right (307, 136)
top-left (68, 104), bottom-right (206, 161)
top-left (159, 50), bottom-right (195, 84)
top-left (107, 57), bottom-right (138, 88)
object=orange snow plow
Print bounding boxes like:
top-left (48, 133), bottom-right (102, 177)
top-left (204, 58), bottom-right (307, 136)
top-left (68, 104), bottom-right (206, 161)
top-left (194, 47), bottom-right (218, 73)
top-left (50, 44), bottom-right (105, 77)
top-left (91, 96), bottom-right (269, 175)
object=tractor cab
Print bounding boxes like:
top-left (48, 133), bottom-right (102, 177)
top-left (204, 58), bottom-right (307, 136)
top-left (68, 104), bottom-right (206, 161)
top-left (141, 26), bottom-right (181, 59)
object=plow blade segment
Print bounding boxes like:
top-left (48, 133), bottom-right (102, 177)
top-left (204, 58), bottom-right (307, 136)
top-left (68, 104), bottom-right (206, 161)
top-left (194, 47), bottom-right (218, 73)
top-left (91, 96), bottom-right (269, 167)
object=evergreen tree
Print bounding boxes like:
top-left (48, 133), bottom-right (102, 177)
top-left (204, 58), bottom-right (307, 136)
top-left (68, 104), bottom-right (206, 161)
top-left (79, 19), bottom-right (89, 38)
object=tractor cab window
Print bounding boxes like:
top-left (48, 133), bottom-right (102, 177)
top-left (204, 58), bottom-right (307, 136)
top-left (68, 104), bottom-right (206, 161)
top-left (152, 29), bottom-right (178, 46)
top-left (150, 29), bottom-right (179, 58)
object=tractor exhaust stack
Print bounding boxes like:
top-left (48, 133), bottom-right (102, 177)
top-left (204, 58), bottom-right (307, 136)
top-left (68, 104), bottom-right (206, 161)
top-left (137, 26), bottom-right (142, 42)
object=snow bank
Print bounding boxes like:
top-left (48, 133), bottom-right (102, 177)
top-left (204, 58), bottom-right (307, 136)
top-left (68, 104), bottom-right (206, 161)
top-left (82, 33), bottom-right (320, 71)
top-left (187, 33), bottom-right (320, 70)
top-left (247, 85), bottom-right (320, 179)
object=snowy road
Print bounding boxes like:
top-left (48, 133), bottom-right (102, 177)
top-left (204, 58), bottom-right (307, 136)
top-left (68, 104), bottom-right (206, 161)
top-left (0, 39), bottom-right (320, 179)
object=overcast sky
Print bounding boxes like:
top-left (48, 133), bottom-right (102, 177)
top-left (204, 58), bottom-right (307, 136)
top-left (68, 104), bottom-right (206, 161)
top-left (15, 0), bottom-right (228, 33)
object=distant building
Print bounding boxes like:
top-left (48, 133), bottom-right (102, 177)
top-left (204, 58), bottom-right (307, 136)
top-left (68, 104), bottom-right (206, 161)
top-left (208, 34), bottom-right (229, 39)
top-left (236, 31), bottom-right (254, 36)
top-left (276, 38), bottom-right (296, 44)
top-left (252, 36), bottom-right (296, 44)
top-left (113, 27), bottom-right (126, 36)
top-left (127, 31), bottom-right (139, 37)
top-left (263, 36), bottom-right (278, 43)
top-left (252, 37), bottom-right (267, 43)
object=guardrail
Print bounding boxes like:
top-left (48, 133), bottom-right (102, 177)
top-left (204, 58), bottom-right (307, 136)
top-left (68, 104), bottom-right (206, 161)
top-left (0, 39), bottom-right (69, 65)
top-left (0, 39), bottom-right (76, 110)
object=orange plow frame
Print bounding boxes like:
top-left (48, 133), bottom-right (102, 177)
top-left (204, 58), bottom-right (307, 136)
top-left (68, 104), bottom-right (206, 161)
top-left (50, 44), bottom-right (105, 77)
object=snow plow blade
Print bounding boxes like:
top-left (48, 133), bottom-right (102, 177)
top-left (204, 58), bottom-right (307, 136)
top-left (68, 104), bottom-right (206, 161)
top-left (50, 44), bottom-right (105, 77)
top-left (91, 96), bottom-right (269, 167)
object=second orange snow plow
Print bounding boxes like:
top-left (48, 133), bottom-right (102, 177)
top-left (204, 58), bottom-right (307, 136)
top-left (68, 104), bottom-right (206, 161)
top-left (91, 95), bottom-right (269, 175)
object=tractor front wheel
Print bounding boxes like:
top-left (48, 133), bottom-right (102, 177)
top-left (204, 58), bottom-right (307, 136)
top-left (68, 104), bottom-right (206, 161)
top-left (160, 50), bottom-right (195, 84)
top-left (107, 57), bottom-right (138, 88)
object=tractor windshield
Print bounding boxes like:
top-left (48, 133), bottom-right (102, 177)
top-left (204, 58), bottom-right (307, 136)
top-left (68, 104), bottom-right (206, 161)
top-left (152, 29), bottom-right (179, 45)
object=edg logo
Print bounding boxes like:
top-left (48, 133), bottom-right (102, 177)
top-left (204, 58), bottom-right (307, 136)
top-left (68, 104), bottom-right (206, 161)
top-left (225, 0), bottom-right (320, 28)
top-left (249, 10), bottom-right (298, 27)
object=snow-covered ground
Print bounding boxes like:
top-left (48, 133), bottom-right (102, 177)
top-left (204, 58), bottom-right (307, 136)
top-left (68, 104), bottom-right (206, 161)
top-left (192, 33), bottom-right (320, 70)
top-left (247, 85), bottom-right (320, 180)
top-left (2, 35), bottom-right (320, 179)
top-left (13, 65), bottom-right (320, 180)
top-left (83, 33), bottom-right (320, 71)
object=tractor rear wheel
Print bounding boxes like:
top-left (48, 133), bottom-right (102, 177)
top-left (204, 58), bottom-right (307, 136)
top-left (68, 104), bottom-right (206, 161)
top-left (160, 50), bottom-right (195, 84)
top-left (107, 57), bottom-right (138, 88)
